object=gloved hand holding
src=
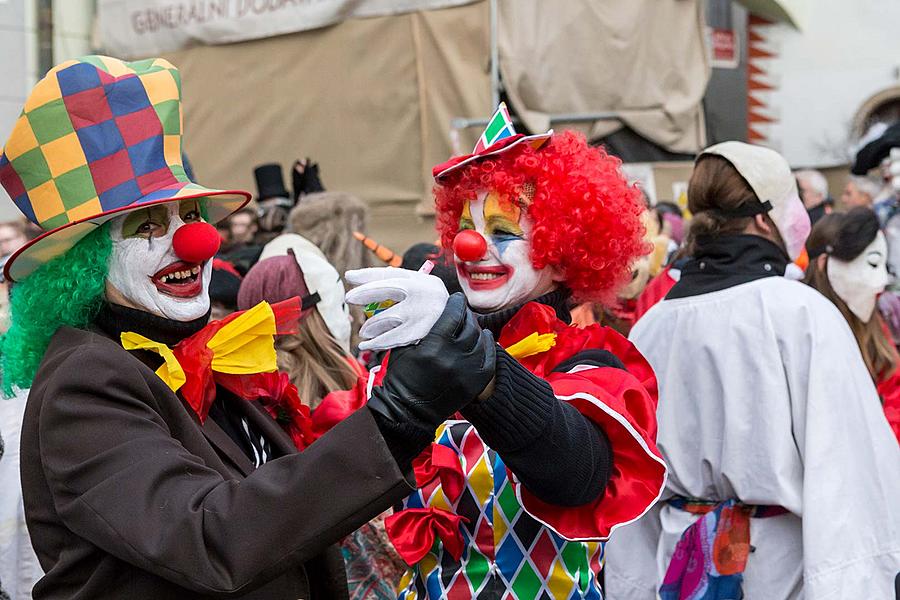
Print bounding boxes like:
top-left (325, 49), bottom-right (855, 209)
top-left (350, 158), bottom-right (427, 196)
top-left (368, 293), bottom-right (496, 431)
top-left (345, 266), bottom-right (449, 351)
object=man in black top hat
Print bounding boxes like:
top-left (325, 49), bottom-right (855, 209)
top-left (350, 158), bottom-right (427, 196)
top-left (253, 163), bottom-right (294, 245)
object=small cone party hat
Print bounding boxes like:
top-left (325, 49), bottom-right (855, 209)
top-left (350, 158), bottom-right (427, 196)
top-left (433, 102), bottom-right (553, 180)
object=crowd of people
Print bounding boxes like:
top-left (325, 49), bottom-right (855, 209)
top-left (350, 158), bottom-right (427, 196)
top-left (0, 55), bottom-right (897, 600)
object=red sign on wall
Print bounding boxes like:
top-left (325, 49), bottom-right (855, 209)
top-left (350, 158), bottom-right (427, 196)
top-left (711, 28), bottom-right (739, 69)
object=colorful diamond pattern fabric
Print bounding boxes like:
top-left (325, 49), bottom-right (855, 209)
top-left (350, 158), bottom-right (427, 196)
top-left (395, 420), bottom-right (606, 599)
top-left (0, 55), bottom-right (189, 232)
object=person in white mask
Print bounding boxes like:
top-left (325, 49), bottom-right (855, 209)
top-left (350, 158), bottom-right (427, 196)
top-left (803, 207), bottom-right (900, 444)
top-left (605, 142), bottom-right (900, 600)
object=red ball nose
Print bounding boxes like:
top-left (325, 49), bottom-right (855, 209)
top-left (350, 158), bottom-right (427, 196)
top-left (172, 222), bottom-right (221, 264)
top-left (452, 229), bottom-right (487, 262)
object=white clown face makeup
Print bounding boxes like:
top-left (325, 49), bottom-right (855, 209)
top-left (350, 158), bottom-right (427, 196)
top-left (106, 200), bottom-right (213, 322)
top-left (828, 231), bottom-right (890, 322)
top-left (455, 190), bottom-right (557, 313)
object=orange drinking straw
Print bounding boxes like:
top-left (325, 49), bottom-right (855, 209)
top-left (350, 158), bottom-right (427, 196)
top-left (353, 231), bottom-right (403, 267)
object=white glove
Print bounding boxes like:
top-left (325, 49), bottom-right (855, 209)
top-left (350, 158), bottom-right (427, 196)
top-left (345, 267), bottom-right (450, 351)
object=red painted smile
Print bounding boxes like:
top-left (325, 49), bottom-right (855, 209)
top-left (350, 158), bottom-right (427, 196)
top-left (150, 261), bottom-right (203, 298)
top-left (459, 264), bottom-right (513, 290)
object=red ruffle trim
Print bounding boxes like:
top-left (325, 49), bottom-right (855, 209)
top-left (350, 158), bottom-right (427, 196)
top-left (498, 302), bottom-right (667, 540)
top-left (877, 367), bottom-right (900, 445)
top-left (635, 266), bottom-right (678, 323)
top-left (308, 358), bottom-right (370, 438)
top-left (431, 134), bottom-right (526, 179)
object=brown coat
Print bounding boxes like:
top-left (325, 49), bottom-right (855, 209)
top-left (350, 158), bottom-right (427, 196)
top-left (20, 326), bottom-right (414, 599)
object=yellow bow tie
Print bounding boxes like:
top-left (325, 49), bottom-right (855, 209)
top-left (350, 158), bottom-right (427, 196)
top-left (120, 301), bottom-right (280, 394)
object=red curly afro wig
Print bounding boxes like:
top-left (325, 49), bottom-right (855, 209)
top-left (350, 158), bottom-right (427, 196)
top-left (435, 130), bottom-right (648, 303)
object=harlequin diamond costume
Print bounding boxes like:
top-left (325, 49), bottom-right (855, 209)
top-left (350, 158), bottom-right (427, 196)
top-left (0, 56), bottom-right (484, 599)
top-left (344, 104), bottom-right (667, 599)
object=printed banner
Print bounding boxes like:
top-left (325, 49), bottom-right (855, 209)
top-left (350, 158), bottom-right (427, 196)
top-left (98, 0), bottom-right (479, 58)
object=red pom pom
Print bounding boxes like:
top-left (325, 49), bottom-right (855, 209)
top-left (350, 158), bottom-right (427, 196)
top-left (173, 222), bottom-right (221, 263)
top-left (453, 230), bottom-right (487, 262)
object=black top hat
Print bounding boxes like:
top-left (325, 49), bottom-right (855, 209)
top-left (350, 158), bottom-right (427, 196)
top-left (254, 163), bottom-right (290, 200)
top-left (853, 122), bottom-right (900, 175)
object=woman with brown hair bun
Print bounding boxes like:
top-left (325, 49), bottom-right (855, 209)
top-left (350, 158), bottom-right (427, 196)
top-left (237, 237), bottom-right (407, 600)
top-left (606, 142), bottom-right (900, 600)
top-left (803, 208), bottom-right (900, 442)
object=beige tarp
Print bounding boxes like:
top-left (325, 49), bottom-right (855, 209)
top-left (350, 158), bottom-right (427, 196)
top-left (162, 2), bottom-right (490, 249)
top-left (498, 0), bottom-right (709, 154)
top-left (100, 0), bottom-right (481, 57)
top-left (158, 0), bottom-right (711, 249)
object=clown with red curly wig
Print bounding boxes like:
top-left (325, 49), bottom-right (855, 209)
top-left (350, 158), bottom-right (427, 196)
top-left (344, 104), bottom-right (667, 599)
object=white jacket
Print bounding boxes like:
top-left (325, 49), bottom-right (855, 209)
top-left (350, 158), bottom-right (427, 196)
top-left (606, 277), bottom-right (900, 599)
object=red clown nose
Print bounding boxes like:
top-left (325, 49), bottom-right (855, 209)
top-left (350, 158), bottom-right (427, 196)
top-left (173, 222), bottom-right (221, 264)
top-left (452, 229), bottom-right (487, 262)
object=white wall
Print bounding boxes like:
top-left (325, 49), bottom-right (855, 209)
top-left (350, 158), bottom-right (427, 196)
top-left (0, 0), bottom-right (36, 220)
top-left (0, 0), bottom-right (35, 152)
top-left (53, 0), bottom-right (93, 63)
top-left (0, 0), bottom-right (95, 221)
top-left (750, 0), bottom-right (900, 168)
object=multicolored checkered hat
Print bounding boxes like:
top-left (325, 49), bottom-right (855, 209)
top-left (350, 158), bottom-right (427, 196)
top-left (432, 102), bottom-right (553, 180)
top-left (0, 55), bottom-right (250, 281)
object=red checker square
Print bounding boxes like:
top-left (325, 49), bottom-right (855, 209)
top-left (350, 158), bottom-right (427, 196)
top-left (589, 547), bottom-right (602, 573)
top-left (116, 106), bottom-right (163, 146)
top-left (88, 149), bottom-right (135, 194)
top-left (530, 531), bottom-right (557, 578)
top-left (136, 166), bottom-right (177, 194)
top-left (460, 433), bottom-right (485, 473)
top-left (445, 574), bottom-right (472, 600)
top-left (0, 162), bottom-right (27, 199)
top-left (97, 70), bottom-right (116, 85)
top-left (475, 517), bottom-right (495, 558)
top-left (63, 87), bottom-right (114, 130)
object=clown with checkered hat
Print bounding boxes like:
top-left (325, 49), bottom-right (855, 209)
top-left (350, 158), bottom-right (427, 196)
top-left (0, 56), bottom-right (448, 599)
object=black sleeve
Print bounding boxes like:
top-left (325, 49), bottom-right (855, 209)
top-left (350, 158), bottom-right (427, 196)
top-left (551, 349), bottom-right (626, 373)
top-left (460, 348), bottom-right (613, 507)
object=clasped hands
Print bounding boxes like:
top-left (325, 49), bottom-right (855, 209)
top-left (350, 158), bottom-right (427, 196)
top-left (345, 267), bottom-right (496, 431)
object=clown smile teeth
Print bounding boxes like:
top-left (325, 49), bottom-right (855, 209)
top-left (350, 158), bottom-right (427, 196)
top-left (150, 261), bottom-right (205, 298)
top-left (159, 266), bottom-right (201, 283)
top-left (460, 264), bottom-right (512, 291)
top-left (469, 272), bottom-right (502, 281)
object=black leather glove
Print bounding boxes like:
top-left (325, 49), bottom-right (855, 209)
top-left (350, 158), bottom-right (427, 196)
top-left (368, 293), bottom-right (496, 431)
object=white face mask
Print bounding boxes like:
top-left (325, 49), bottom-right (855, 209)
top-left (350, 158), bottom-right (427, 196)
top-left (106, 202), bottom-right (212, 322)
top-left (828, 231), bottom-right (890, 322)
top-left (770, 189), bottom-right (811, 261)
top-left (455, 190), bottom-right (556, 313)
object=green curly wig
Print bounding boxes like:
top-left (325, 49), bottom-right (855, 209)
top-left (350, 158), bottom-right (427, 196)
top-left (1, 224), bottom-right (111, 396)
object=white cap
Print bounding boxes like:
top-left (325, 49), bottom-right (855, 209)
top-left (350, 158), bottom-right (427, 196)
top-left (260, 234), bottom-right (352, 352)
top-left (698, 141), bottom-right (811, 260)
